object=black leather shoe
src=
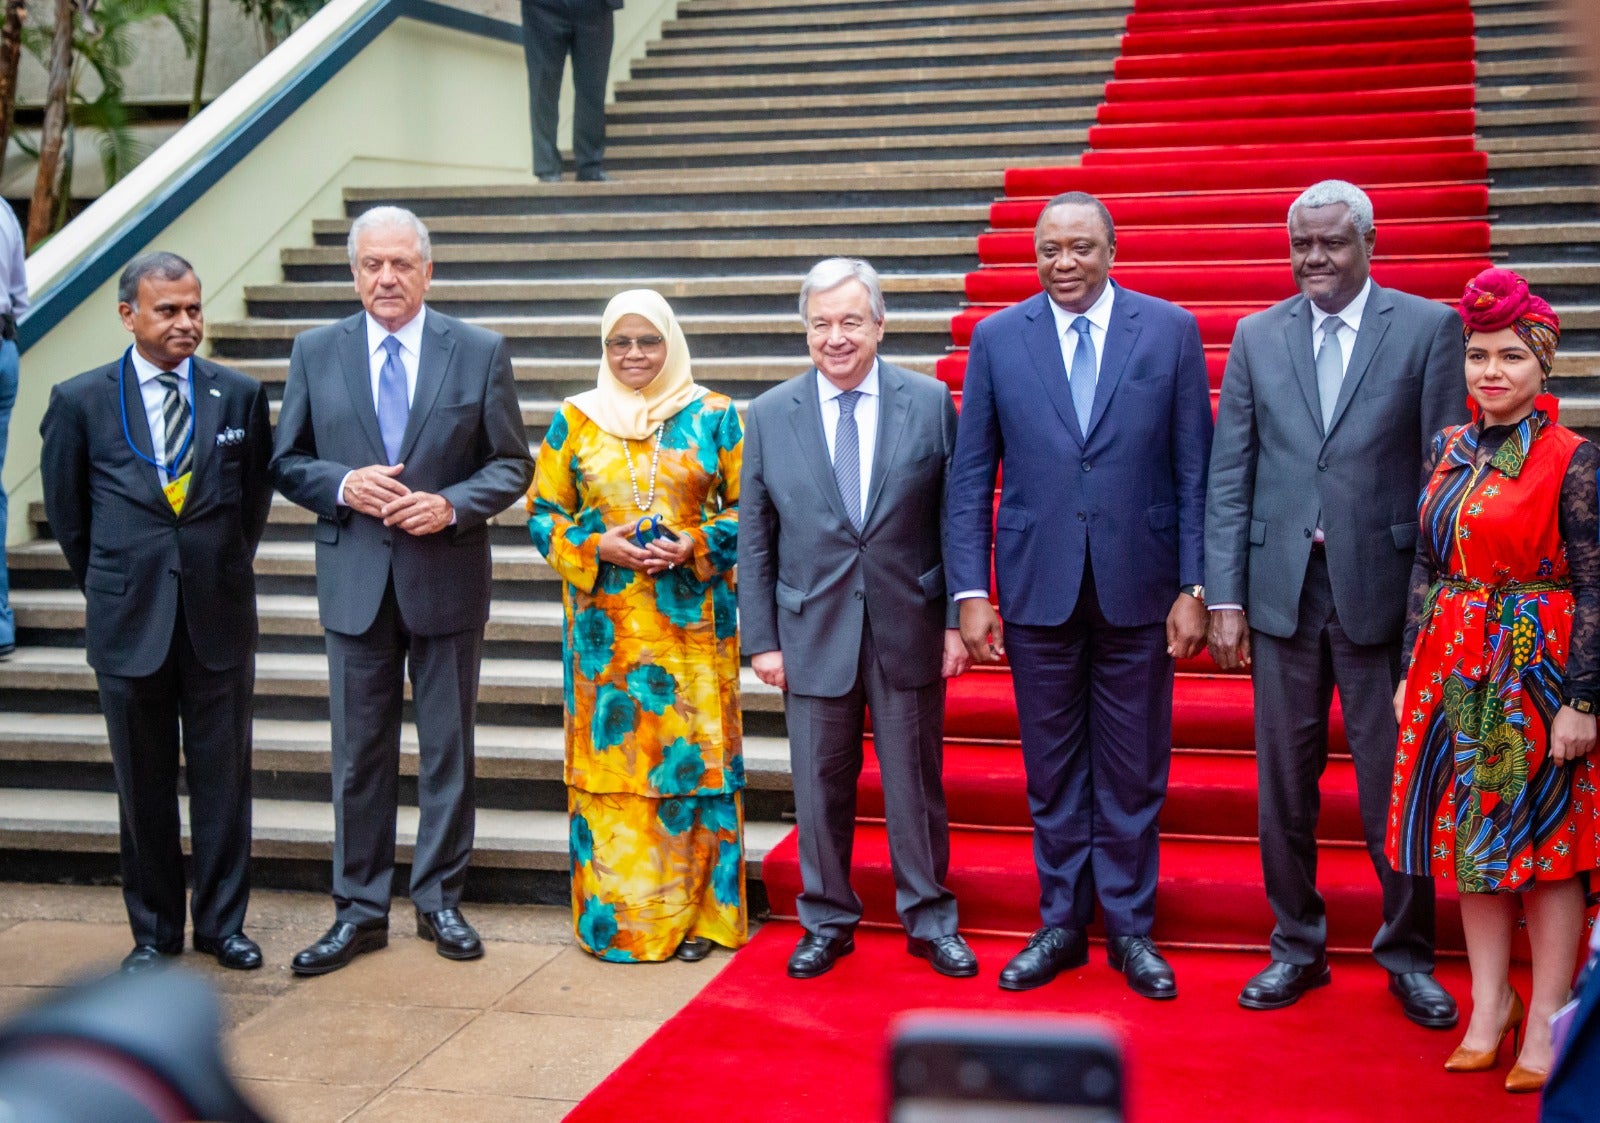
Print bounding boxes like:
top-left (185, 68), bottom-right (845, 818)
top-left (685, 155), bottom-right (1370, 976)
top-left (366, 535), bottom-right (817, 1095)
top-left (1389, 971), bottom-right (1459, 1028)
top-left (675, 936), bottom-right (714, 962)
top-left (536, 172), bottom-right (562, 183)
top-left (1238, 957), bottom-right (1331, 1010)
top-left (291, 920), bottom-right (388, 976)
top-left (415, 907), bottom-right (484, 960)
top-left (787, 931), bottom-right (854, 979)
top-left (193, 932), bottom-right (263, 971)
top-left (998, 927), bottom-right (1088, 991)
top-left (1107, 935), bottom-right (1177, 999)
top-left (907, 933), bottom-right (979, 977)
top-left (120, 944), bottom-right (178, 974)
top-left (577, 169), bottom-right (611, 182)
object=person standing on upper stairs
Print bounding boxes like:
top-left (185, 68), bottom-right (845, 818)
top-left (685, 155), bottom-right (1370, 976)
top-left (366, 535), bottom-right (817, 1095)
top-left (0, 196), bottom-right (28, 662)
top-left (740, 257), bottom-right (977, 982)
top-left (272, 206), bottom-right (534, 976)
top-left (1205, 179), bottom-right (1467, 1028)
top-left (522, 0), bottom-right (621, 183)
top-left (947, 192), bottom-right (1213, 1001)
top-left (39, 252), bottom-right (273, 975)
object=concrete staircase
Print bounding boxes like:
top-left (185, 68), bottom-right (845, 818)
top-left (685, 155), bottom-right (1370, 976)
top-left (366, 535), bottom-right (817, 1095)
top-left (2, 0), bottom-right (1597, 904)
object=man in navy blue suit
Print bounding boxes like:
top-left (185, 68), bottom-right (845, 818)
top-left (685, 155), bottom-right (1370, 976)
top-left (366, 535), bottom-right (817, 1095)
top-left (947, 192), bottom-right (1213, 998)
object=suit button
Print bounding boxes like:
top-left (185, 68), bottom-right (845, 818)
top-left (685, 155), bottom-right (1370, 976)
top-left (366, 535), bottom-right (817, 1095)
top-left (1304, 528), bottom-right (1313, 538)
top-left (382, 540), bottom-right (391, 547)
top-left (1081, 461), bottom-right (1091, 472)
top-left (1318, 461), bottom-right (1328, 472)
top-left (1077, 512), bottom-right (1086, 521)
top-left (853, 590), bottom-right (863, 600)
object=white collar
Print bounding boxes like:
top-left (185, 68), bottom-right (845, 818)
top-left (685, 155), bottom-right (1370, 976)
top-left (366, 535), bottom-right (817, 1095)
top-left (365, 306), bottom-right (427, 356)
top-left (817, 359), bottom-right (880, 402)
top-left (128, 347), bottom-right (192, 386)
top-left (1309, 278), bottom-right (1372, 334)
top-left (1047, 279), bottom-right (1116, 337)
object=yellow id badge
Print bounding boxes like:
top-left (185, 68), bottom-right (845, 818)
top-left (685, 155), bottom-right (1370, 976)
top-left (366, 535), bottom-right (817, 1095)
top-left (164, 470), bottom-right (192, 516)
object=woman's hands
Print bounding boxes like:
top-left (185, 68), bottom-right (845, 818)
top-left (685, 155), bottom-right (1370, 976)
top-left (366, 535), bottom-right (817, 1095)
top-left (597, 521), bottom-right (694, 576)
top-left (1550, 705), bottom-right (1599, 764)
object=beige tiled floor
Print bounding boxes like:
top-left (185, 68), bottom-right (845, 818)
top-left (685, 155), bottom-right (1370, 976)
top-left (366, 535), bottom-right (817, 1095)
top-left (0, 883), bottom-right (737, 1122)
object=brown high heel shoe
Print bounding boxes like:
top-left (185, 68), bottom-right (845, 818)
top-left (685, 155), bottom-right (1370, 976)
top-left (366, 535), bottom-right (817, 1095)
top-left (1444, 990), bottom-right (1525, 1072)
top-left (1505, 1062), bottom-right (1548, 1094)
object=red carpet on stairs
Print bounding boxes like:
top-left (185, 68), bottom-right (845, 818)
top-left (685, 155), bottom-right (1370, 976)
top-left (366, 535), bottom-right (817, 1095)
top-left (572, 2), bottom-right (1509, 1119)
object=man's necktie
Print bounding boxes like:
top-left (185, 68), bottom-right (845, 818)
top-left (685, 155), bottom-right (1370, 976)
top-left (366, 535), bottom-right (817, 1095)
top-left (833, 389), bottom-right (863, 530)
top-left (1068, 315), bottom-right (1096, 432)
top-left (1317, 316), bottom-right (1346, 432)
top-left (153, 371), bottom-right (193, 477)
top-left (377, 334), bottom-right (410, 465)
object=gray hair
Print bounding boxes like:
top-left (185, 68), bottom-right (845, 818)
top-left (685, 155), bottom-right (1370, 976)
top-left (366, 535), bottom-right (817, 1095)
top-left (799, 257), bottom-right (886, 324)
top-left (118, 251), bottom-right (196, 307)
top-left (347, 205), bottom-right (432, 264)
top-left (1288, 180), bottom-right (1375, 235)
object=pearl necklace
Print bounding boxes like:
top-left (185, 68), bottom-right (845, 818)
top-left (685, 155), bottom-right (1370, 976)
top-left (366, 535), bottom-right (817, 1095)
top-left (625, 424), bottom-right (665, 512)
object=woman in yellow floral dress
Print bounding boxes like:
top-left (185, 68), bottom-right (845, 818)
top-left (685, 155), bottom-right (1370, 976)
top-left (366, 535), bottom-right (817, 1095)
top-left (527, 289), bottom-right (746, 963)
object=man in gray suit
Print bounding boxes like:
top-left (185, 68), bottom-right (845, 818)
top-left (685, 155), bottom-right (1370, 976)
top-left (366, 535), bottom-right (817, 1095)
top-left (740, 257), bottom-right (976, 980)
top-left (1205, 180), bottom-right (1465, 1024)
top-left (272, 206), bottom-right (534, 974)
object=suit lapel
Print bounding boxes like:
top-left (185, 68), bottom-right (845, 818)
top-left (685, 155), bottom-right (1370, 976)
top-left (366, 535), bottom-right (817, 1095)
top-left (861, 363), bottom-right (910, 530)
top-left (186, 357), bottom-right (223, 487)
top-left (339, 315), bottom-right (388, 464)
top-left (397, 309), bottom-right (454, 465)
top-left (787, 370), bottom-right (854, 530)
top-left (1020, 294), bottom-right (1085, 447)
top-left (1084, 284), bottom-right (1140, 441)
top-left (112, 358), bottom-right (171, 512)
top-left (1325, 283), bottom-right (1393, 441)
top-left (1283, 296), bottom-right (1325, 436)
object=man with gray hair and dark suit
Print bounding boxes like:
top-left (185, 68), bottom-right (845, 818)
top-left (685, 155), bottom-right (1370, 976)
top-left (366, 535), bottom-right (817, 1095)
top-left (272, 206), bottom-right (534, 974)
top-left (1205, 179), bottom-right (1466, 1024)
top-left (740, 257), bottom-right (976, 980)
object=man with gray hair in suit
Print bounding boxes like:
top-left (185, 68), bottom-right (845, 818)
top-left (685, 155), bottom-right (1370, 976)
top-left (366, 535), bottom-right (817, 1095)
top-left (1206, 179), bottom-right (1466, 1024)
top-left (740, 257), bottom-right (976, 980)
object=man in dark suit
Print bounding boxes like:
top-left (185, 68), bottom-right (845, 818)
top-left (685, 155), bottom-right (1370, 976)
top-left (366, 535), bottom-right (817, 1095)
top-left (947, 192), bottom-right (1213, 999)
top-left (40, 252), bottom-right (273, 974)
top-left (1205, 179), bottom-right (1465, 1026)
top-left (272, 206), bottom-right (533, 974)
top-left (522, 0), bottom-right (623, 182)
top-left (740, 257), bottom-right (976, 981)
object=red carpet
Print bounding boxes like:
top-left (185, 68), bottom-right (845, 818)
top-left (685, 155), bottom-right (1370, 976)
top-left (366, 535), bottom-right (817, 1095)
top-left (569, 4), bottom-right (1512, 1119)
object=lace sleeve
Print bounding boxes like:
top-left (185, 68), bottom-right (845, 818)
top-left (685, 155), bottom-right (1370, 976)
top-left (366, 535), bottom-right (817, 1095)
top-left (1401, 430), bottom-right (1450, 671)
top-left (1558, 440), bottom-right (1600, 704)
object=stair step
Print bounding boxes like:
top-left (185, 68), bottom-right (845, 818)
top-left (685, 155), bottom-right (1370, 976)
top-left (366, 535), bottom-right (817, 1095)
top-left (0, 788), bottom-right (793, 873)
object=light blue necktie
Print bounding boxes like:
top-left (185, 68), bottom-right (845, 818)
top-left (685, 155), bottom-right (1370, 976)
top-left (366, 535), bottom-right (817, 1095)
top-left (377, 334), bottom-right (409, 464)
top-left (1068, 315), bottom-right (1096, 432)
top-left (1316, 316), bottom-right (1345, 433)
top-left (833, 389), bottom-right (863, 530)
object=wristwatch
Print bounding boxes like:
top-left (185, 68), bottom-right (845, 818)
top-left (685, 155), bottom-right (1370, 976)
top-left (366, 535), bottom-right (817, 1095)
top-left (1180, 584), bottom-right (1205, 600)
top-left (1567, 696), bottom-right (1596, 715)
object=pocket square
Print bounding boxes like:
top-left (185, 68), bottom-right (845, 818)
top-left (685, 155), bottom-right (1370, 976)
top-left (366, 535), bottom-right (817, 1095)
top-left (215, 427), bottom-right (246, 447)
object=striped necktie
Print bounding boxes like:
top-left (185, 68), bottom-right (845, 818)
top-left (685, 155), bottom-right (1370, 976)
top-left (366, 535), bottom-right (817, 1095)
top-left (153, 371), bottom-right (193, 477)
top-left (833, 389), bottom-right (863, 530)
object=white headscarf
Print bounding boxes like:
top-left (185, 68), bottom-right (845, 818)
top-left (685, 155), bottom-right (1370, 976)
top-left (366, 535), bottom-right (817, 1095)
top-left (566, 289), bottom-right (703, 440)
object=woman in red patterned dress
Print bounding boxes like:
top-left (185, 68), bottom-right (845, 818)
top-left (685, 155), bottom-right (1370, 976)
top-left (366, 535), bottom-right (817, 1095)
top-left (1388, 268), bottom-right (1599, 1092)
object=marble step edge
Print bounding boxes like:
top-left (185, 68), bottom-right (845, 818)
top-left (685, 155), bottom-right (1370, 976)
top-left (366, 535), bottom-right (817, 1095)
top-left (0, 712), bottom-right (794, 789)
top-left (209, 310), bottom-right (962, 338)
top-left (247, 274), bottom-right (971, 300)
top-left (0, 789), bottom-right (793, 873)
top-left (207, 355), bottom-right (946, 386)
top-left (657, 7), bottom-right (1128, 40)
top-left (614, 59), bottom-right (1117, 96)
top-left (0, 649), bottom-right (786, 710)
top-left (649, 18), bottom-right (1131, 56)
top-left (341, 167), bottom-right (1011, 201)
top-left (307, 212), bottom-right (988, 238)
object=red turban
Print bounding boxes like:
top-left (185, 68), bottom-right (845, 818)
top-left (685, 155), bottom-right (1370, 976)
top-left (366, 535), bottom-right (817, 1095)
top-left (1458, 267), bottom-right (1560, 374)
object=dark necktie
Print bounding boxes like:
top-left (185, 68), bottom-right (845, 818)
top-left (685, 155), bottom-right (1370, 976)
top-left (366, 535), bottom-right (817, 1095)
top-left (153, 371), bottom-right (193, 477)
top-left (377, 335), bottom-right (410, 464)
top-left (1068, 315), bottom-right (1096, 432)
top-left (833, 389), bottom-right (863, 530)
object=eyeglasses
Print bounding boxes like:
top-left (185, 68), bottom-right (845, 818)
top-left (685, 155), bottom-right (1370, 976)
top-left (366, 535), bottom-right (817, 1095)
top-left (605, 334), bottom-right (666, 352)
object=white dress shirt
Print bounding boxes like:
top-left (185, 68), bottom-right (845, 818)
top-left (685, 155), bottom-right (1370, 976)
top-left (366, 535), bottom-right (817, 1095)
top-left (129, 347), bottom-right (193, 486)
top-left (817, 360), bottom-right (879, 515)
top-left (954, 284), bottom-right (1118, 602)
top-left (338, 307), bottom-right (427, 506)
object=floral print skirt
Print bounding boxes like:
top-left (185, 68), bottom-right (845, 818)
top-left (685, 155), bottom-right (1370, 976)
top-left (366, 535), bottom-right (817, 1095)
top-left (568, 787), bottom-right (748, 962)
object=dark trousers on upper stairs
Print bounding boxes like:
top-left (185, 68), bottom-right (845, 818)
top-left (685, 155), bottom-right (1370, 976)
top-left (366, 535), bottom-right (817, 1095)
top-left (1251, 548), bottom-right (1436, 973)
top-left (521, 0), bottom-right (614, 178)
top-left (97, 595), bottom-right (254, 951)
